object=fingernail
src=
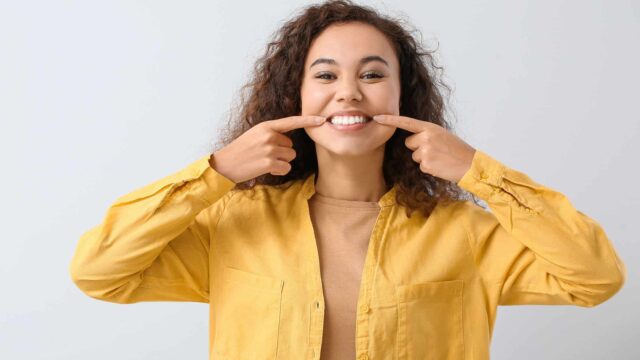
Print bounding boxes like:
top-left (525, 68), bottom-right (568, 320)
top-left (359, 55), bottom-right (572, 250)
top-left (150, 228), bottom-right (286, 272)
top-left (373, 115), bottom-right (383, 121)
top-left (314, 116), bottom-right (326, 124)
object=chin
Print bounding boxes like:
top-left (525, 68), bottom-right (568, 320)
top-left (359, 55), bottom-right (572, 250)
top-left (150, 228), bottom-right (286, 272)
top-left (314, 140), bottom-right (387, 158)
top-left (321, 147), bottom-right (373, 157)
top-left (304, 125), bottom-right (394, 157)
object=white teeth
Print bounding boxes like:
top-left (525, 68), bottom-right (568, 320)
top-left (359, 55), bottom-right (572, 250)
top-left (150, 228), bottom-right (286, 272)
top-left (330, 116), bottom-right (368, 125)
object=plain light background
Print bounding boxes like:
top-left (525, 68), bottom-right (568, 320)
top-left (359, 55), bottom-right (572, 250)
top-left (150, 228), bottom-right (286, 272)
top-left (1, 0), bottom-right (638, 359)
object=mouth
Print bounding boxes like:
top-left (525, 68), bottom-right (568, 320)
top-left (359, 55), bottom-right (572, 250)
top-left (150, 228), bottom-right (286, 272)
top-left (325, 115), bottom-right (373, 132)
top-left (326, 114), bottom-right (373, 125)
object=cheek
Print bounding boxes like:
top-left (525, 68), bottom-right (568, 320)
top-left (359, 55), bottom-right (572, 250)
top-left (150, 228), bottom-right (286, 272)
top-left (371, 86), bottom-right (401, 115)
top-left (372, 124), bottom-right (397, 142)
top-left (300, 84), bottom-right (330, 113)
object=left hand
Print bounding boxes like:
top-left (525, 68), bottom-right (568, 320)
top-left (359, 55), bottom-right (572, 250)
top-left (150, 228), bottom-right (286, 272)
top-left (373, 114), bottom-right (476, 183)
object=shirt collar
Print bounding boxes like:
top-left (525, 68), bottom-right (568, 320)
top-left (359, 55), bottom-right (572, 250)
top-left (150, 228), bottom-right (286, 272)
top-left (301, 172), bottom-right (397, 207)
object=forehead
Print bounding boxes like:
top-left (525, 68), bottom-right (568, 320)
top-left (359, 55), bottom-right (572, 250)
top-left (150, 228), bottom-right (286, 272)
top-left (305, 21), bottom-right (397, 66)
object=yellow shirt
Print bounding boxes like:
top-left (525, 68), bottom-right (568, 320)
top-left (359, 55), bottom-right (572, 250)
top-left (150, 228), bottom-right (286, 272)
top-left (69, 149), bottom-right (627, 360)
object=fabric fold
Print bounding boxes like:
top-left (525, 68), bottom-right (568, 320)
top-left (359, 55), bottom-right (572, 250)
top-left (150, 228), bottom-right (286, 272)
top-left (457, 149), bottom-right (626, 307)
top-left (69, 154), bottom-right (236, 303)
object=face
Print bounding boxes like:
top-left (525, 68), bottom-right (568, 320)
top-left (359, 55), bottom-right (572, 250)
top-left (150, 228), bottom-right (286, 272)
top-left (300, 21), bottom-right (401, 157)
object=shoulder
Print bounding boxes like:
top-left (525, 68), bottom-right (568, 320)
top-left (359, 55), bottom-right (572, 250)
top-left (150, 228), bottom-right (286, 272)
top-left (391, 198), bottom-right (487, 228)
top-left (440, 199), bottom-right (503, 245)
top-left (438, 199), bottom-right (496, 228)
top-left (225, 178), bottom-right (305, 207)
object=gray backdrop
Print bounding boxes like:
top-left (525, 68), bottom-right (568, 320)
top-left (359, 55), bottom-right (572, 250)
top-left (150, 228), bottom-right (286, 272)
top-left (1, 0), bottom-right (637, 359)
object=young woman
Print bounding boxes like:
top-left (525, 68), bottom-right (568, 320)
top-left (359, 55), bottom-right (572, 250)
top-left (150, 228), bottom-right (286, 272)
top-left (69, 1), bottom-right (627, 359)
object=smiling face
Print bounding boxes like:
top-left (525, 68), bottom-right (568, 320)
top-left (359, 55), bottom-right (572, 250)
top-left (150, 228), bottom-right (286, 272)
top-left (301, 21), bottom-right (402, 157)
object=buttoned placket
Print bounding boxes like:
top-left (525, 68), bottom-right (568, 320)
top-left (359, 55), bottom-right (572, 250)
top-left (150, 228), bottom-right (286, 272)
top-left (300, 172), bottom-right (396, 360)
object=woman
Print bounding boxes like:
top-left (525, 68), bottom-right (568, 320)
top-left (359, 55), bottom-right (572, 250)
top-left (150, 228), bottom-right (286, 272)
top-left (69, 1), bottom-right (627, 359)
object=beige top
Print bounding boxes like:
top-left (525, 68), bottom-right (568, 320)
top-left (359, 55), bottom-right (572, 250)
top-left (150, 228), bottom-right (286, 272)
top-left (307, 192), bottom-right (381, 360)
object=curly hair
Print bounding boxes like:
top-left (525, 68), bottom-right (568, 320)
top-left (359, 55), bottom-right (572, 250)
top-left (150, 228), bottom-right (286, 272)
top-left (212, 0), bottom-right (482, 218)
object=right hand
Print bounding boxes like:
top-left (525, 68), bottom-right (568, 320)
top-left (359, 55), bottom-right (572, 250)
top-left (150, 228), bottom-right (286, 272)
top-left (210, 115), bottom-right (327, 183)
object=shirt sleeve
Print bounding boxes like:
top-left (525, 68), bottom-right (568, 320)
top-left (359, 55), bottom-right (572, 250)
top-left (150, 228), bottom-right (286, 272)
top-left (69, 154), bottom-right (237, 304)
top-left (456, 149), bottom-right (627, 308)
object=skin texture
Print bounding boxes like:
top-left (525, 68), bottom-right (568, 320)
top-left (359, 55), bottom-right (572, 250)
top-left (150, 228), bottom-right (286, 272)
top-left (301, 21), bottom-right (401, 201)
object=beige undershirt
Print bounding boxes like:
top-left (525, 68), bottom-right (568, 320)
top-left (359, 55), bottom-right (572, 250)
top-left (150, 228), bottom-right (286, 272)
top-left (307, 192), bottom-right (381, 360)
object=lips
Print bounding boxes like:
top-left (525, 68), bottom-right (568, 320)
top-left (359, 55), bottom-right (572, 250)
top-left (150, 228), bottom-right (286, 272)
top-left (327, 119), bottom-right (370, 131)
top-left (326, 110), bottom-right (373, 123)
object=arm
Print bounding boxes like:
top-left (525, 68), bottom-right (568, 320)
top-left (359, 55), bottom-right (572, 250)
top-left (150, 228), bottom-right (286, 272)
top-left (69, 154), bottom-right (236, 304)
top-left (457, 150), bottom-right (626, 307)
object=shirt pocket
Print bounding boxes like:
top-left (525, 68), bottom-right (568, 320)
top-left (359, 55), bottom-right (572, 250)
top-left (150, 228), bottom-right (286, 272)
top-left (213, 266), bottom-right (284, 360)
top-left (395, 279), bottom-right (464, 360)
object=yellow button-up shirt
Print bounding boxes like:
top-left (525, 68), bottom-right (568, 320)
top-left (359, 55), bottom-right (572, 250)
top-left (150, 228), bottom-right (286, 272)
top-left (69, 149), bottom-right (627, 360)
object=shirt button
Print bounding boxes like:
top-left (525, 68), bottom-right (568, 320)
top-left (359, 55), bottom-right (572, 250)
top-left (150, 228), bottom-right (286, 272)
top-left (480, 172), bottom-right (488, 180)
top-left (358, 354), bottom-right (369, 360)
top-left (359, 304), bottom-right (370, 314)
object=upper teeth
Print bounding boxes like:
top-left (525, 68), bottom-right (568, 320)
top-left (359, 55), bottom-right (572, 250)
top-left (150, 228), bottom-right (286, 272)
top-left (331, 116), bottom-right (368, 125)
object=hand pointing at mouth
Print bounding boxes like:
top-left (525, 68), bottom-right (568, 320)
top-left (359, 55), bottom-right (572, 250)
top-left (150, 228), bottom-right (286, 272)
top-left (211, 115), bottom-right (327, 183)
top-left (373, 114), bottom-right (476, 183)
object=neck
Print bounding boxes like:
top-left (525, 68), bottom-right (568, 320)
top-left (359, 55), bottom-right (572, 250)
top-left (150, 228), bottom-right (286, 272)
top-left (313, 144), bottom-right (389, 202)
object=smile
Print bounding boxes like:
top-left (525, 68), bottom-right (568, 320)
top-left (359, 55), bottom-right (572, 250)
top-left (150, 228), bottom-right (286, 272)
top-left (328, 115), bottom-right (372, 125)
top-left (326, 115), bottom-right (372, 131)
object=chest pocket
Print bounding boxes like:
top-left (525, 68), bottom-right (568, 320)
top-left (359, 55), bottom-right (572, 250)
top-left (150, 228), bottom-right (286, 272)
top-left (395, 279), bottom-right (464, 360)
top-left (213, 266), bottom-right (284, 360)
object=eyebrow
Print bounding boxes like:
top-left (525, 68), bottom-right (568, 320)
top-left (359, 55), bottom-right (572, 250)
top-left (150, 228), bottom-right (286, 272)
top-left (309, 55), bottom-right (389, 68)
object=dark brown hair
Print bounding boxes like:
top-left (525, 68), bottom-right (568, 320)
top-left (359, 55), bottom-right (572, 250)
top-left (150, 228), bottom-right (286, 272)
top-left (212, 0), bottom-right (482, 218)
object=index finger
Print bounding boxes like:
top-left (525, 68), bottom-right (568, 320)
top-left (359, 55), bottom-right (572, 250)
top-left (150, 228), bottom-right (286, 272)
top-left (373, 114), bottom-right (432, 134)
top-left (263, 115), bottom-right (327, 133)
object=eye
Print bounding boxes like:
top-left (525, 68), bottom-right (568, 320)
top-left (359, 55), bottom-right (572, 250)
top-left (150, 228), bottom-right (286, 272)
top-left (362, 72), bottom-right (384, 79)
top-left (315, 72), bottom-right (335, 80)
top-left (314, 72), bottom-right (385, 80)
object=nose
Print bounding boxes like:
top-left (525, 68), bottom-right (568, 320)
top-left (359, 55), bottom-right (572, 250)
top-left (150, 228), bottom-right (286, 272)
top-left (335, 76), bottom-right (363, 103)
